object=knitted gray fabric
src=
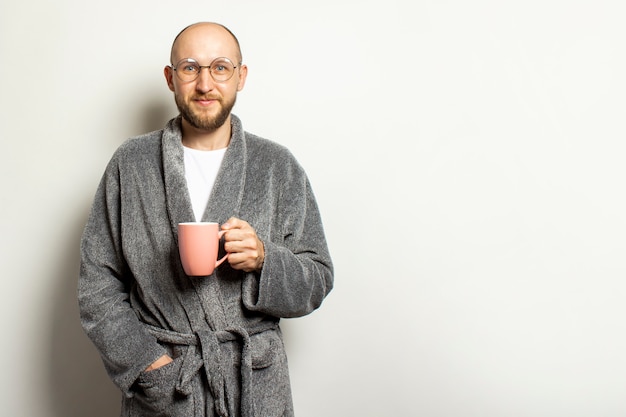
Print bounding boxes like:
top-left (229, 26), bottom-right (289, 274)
top-left (78, 115), bottom-right (333, 416)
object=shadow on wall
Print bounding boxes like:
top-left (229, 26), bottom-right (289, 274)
top-left (47, 205), bottom-right (120, 417)
top-left (142, 99), bottom-right (177, 134)
top-left (47, 100), bottom-right (175, 417)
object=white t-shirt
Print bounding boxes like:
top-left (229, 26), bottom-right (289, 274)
top-left (183, 146), bottom-right (227, 221)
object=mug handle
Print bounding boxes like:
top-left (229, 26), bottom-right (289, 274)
top-left (216, 253), bottom-right (229, 267)
top-left (216, 230), bottom-right (229, 267)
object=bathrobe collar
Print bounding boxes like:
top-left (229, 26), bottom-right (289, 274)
top-left (162, 114), bottom-right (247, 242)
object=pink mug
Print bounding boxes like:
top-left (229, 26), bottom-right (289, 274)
top-left (178, 222), bottom-right (228, 276)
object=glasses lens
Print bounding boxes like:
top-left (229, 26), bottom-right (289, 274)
top-left (210, 58), bottom-right (235, 81)
top-left (175, 59), bottom-right (200, 81)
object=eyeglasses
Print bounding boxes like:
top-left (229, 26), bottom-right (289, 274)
top-left (170, 57), bottom-right (239, 83)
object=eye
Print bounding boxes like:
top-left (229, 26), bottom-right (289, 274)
top-left (213, 64), bottom-right (227, 72)
top-left (182, 64), bottom-right (199, 73)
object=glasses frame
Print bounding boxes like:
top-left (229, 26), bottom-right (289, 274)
top-left (170, 57), bottom-right (240, 83)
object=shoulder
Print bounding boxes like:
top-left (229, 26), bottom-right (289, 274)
top-left (243, 132), bottom-right (299, 166)
top-left (231, 114), bottom-right (295, 164)
top-left (242, 132), bottom-right (311, 188)
top-left (111, 129), bottom-right (163, 163)
top-left (99, 130), bottom-right (164, 179)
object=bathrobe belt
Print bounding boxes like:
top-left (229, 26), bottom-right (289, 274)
top-left (145, 322), bottom-right (278, 417)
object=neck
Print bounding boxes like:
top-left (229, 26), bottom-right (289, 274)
top-left (181, 116), bottom-right (232, 150)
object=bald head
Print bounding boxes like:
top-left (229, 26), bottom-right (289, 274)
top-left (170, 22), bottom-right (242, 65)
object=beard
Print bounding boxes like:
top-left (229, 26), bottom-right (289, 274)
top-left (176, 93), bottom-right (236, 132)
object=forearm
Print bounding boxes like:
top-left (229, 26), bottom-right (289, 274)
top-left (78, 190), bottom-right (166, 393)
top-left (78, 260), bottom-right (167, 392)
top-left (242, 240), bottom-right (333, 318)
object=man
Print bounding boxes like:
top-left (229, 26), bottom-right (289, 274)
top-left (78, 22), bottom-right (333, 417)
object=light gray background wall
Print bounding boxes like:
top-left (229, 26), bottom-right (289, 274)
top-left (1, 1), bottom-right (625, 416)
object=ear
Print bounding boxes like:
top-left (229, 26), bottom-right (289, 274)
top-left (236, 64), bottom-right (248, 92)
top-left (164, 66), bottom-right (175, 92)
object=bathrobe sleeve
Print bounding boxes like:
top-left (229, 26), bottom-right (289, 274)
top-left (78, 151), bottom-right (167, 396)
top-left (241, 146), bottom-right (334, 318)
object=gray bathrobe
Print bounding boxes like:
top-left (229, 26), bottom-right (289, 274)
top-left (78, 114), bottom-right (333, 417)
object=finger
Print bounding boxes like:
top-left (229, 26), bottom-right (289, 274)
top-left (221, 217), bottom-right (249, 230)
top-left (225, 238), bottom-right (264, 271)
top-left (224, 237), bottom-right (259, 254)
top-left (223, 227), bottom-right (258, 246)
top-left (226, 253), bottom-right (255, 271)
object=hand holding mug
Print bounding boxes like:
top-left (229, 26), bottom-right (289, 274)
top-left (220, 217), bottom-right (265, 272)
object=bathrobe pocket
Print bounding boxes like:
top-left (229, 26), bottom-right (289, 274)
top-left (248, 330), bottom-right (293, 416)
top-left (131, 356), bottom-right (193, 416)
top-left (250, 329), bottom-right (280, 369)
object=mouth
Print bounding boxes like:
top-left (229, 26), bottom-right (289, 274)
top-left (193, 96), bottom-right (220, 107)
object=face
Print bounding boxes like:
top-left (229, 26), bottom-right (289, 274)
top-left (164, 24), bottom-right (247, 133)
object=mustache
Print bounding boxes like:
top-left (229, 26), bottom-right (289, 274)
top-left (192, 95), bottom-right (221, 101)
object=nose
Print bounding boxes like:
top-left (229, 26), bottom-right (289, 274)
top-left (195, 67), bottom-right (215, 92)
